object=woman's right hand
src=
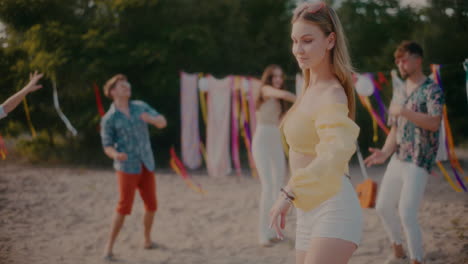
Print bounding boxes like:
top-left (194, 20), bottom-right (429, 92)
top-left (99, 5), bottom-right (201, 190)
top-left (24, 71), bottom-right (43, 93)
top-left (269, 194), bottom-right (292, 240)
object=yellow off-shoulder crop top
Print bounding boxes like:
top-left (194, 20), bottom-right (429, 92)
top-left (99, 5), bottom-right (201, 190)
top-left (281, 103), bottom-right (360, 211)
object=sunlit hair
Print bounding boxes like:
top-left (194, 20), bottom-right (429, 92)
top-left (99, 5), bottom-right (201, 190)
top-left (103, 74), bottom-right (127, 99)
top-left (256, 64), bottom-right (288, 115)
top-left (286, 2), bottom-right (355, 120)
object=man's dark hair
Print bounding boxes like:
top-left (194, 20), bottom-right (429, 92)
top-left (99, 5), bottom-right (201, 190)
top-left (394, 41), bottom-right (424, 59)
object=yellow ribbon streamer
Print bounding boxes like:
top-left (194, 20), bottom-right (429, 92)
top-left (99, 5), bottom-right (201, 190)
top-left (366, 96), bottom-right (379, 142)
top-left (372, 118), bottom-right (378, 142)
top-left (170, 159), bottom-right (206, 194)
top-left (199, 141), bottom-right (207, 165)
top-left (199, 90), bottom-right (208, 126)
top-left (0, 134), bottom-right (6, 160)
top-left (23, 98), bottom-right (37, 138)
top-left (436, 161), bottom-right (462, 192)
top-left (239, 80), bottom-right (250, 123)
top-left (361, 96), bottom-right (380, 141)
top-left (443, 106), bottom-right (464, 174)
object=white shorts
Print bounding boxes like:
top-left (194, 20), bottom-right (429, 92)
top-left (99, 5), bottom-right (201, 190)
top-left (295, 176), bottom-right (363, 251)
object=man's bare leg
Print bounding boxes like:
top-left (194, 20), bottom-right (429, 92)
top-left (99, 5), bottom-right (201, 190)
top-left (104, 213), bottom-right (126, 258)
top-left (143, 211), bottom-right (155, 249)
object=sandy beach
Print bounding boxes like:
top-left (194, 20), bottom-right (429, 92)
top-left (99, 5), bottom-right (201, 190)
top-left (0, 161), bottom-right (467, 264)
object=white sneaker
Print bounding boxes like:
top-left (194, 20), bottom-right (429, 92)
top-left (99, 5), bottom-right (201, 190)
top-left (383, 255), bottom-right (409, 264)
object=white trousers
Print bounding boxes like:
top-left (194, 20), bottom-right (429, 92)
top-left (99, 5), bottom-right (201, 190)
top-left (252, 124), bottom-right (287, 244)
top-left (376, 156), bottom-right (428, 262)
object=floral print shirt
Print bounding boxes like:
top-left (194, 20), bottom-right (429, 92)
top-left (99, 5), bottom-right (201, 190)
top-left (392, 78), bottom-right (445, 172)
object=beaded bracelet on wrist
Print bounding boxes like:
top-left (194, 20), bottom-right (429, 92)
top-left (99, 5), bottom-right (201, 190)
top-left (280, 188), bottom-right (295, 201)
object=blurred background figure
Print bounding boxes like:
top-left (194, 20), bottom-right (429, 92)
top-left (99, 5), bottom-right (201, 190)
top-left (252, 64), bottom-right (295, 247)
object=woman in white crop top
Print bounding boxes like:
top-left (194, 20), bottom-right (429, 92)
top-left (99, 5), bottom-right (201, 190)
top-left (252, 64), bottom-right (296, 247)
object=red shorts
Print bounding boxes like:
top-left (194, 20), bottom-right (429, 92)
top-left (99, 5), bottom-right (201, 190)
top-left (116, 165), bottom-right (157, 215)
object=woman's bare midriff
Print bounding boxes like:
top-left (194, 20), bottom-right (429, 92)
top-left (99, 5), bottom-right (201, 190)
top-left (289, 150), bottom-right (316, 172)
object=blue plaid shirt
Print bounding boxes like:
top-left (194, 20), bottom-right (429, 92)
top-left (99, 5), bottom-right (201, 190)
top-left (100, 100), bottom-right (160, 174)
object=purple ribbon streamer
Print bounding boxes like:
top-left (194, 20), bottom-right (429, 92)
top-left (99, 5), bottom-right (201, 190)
top-left (443, 107), bottom-right (467, 191)
top-left (435, 64), bottom-right (466, 191)
top-left (230, 77), bottom-right (242, 176)
top-left (367, 73), bottom-right (387, 124)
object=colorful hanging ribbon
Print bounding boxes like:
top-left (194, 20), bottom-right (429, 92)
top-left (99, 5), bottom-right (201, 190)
top-left (367, 73), bottom-right (387, 124)
top-left (93, 82), bottom-right (105, 117)
top-left (436, 161), bottom-right (462, 192)
top-left (169, 147), bottom-right (206, 194)
top-left (52, 79), bottom-right (78, 136)
top-left (431, 64), bottom-right (466, 191)
top-left (197, 73), bottom-right (209, 165)
top-left (0, 134), bottom-right (7, 160)
top-left (355, 73), bottom-right (388, 141)
top-left (431, 64), bottom-right (442, 87)
top-left (246, 77), bottom-right (257, 136)
top-left (442, 105), bottom-right (464, 174)
top-left (443, 131), bottom-right (467, 191)
top-left (464, 59), bottom-right (468, 105)
top-left (199, 90), bottom-right (208, 126)
top-left (239, 79), bottom-right (250, 123)
top-left (199, 141), bottom-right (207, 165)
top-left (358, 95), bottom-right (390, 135)
top-left (431, 65), bottom-right (464, 173)
top-left (198, 73), bottom-right (208, 127)
top-left (372, 116), bottom-right (378, 142)
top-left (442, 106), bottom-right (466, 191)
top-left (231, 76), bottom-right (242, 176)
top-left (377, 72), bottom-right (389, 87)
top-left (373, 79), bottom-right (383, 91)
top-left (23, 98), bottom-right (37, 138)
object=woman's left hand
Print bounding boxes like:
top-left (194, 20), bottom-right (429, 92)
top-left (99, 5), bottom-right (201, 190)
top-left (269, 195), bottom-right (292, 240)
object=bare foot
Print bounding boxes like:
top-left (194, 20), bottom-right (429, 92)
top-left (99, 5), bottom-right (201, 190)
top-left (392, 243), bottom-right (407, 259)
top-left (260, 241), bottom-right (274, 248)
top-left (144, 241), bottom-right (160, 250)
top-left (269, 237), bottom-right (283, 243)
top-left (103, 252), bottom-right (114, 262)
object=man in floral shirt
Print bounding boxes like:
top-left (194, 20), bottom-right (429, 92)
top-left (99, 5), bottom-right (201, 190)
top-left (100, 74), bottom-right (167, 260)
top-left (365, 41), bottom-right (444, 264)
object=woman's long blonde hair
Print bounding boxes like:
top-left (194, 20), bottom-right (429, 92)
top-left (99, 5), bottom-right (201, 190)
top-left (286, 2), bottom-right (355, 120)
top-left (256, 64), bottom-right (288, 116)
